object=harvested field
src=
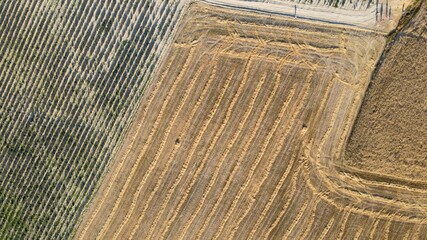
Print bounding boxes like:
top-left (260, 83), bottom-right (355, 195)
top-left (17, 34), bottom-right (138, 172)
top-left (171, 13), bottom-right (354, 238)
top-left (311, 2), bottom-right (427, 238)
top-left (75, 2), bottom-right (417, 239)
top-left (1, 0), bottom-right (424, 238)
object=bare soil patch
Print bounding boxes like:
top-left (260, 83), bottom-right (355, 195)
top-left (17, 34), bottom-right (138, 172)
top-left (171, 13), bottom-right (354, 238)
top-left (344, 2), bottom-right (427, 182)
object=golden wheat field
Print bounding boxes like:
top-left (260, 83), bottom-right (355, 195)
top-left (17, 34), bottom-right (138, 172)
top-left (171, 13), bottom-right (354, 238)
top-left (72, 2), bottom-right (427, 239)
top-left (2, 0), bottom-right (426, 238)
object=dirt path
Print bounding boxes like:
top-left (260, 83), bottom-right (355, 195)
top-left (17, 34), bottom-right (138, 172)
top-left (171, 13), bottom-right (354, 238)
top-left (201, 0), bottom-right (413, 33)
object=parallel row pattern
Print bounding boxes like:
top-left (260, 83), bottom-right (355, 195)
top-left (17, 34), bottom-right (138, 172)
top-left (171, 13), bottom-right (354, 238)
top-left (75, 3), bottom-right (425, 239)
top-left (0, 0), bottom-right (186, 238)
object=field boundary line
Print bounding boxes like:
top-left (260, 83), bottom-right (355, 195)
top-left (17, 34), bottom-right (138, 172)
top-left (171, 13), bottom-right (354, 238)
top-left (112, 54), bottom-right (205, 239)
top-left (77, 46), bottom-right (182, 239)
top-left (95, 47), bottom-right (196, 239)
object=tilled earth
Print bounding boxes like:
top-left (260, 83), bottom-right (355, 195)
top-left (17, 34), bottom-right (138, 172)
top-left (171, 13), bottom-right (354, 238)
top-left (344, 2), bottom-right (427, 181)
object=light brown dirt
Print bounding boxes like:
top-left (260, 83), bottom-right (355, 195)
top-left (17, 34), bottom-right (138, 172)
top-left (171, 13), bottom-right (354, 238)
top-left (74, 2), bottom-right (427, 240)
